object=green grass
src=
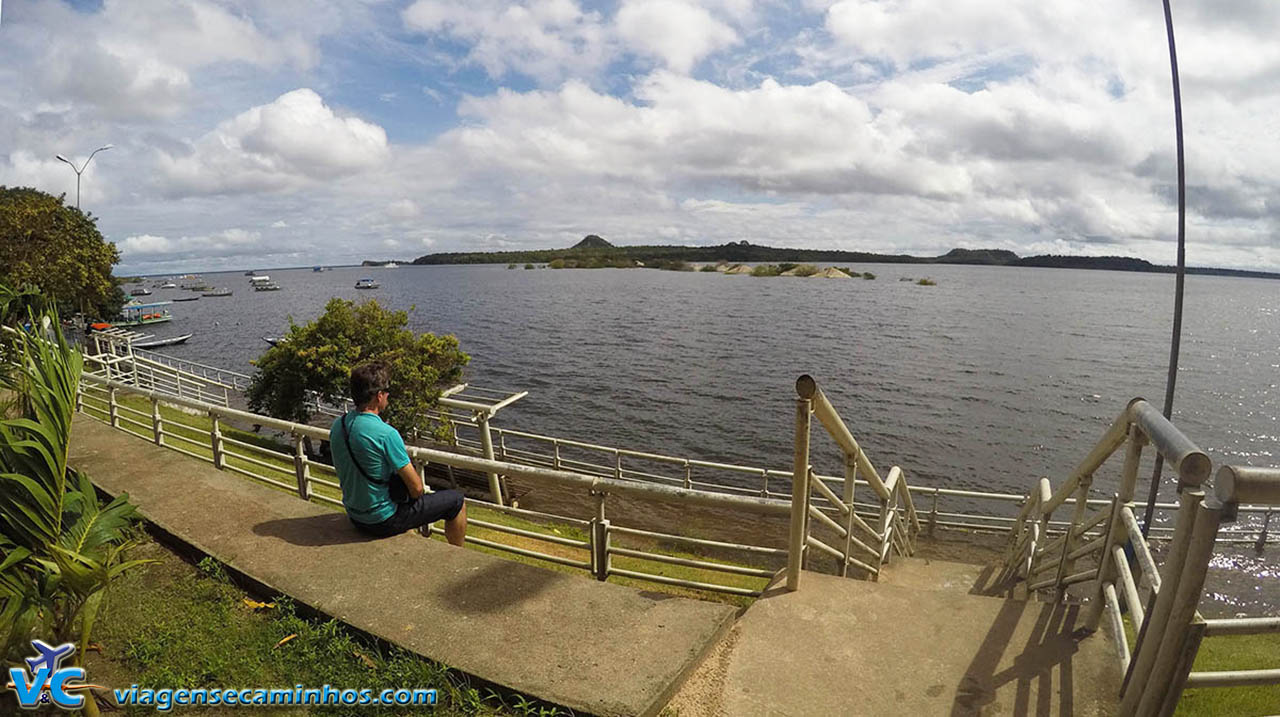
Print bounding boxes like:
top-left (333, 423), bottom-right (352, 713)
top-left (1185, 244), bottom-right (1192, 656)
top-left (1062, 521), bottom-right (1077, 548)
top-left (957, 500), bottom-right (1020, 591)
top-left (917, 278), bottom-right (937, 286)
top-left (90, 540), bottom-right (554, 716)
top-left (1177, 633), bottom-right (1280, 716)
top-left (84, 392), bottom-right (769, 606)
top-left (1119, 614), bottom-right (1280, 715)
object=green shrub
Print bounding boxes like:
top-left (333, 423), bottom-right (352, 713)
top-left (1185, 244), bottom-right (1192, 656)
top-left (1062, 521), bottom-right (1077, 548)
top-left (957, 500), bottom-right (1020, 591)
top-left (750, 264), bottom-right (781, 277)
top-left (917, 278), bottom-right (937, 286)
top-left (863, 272), bottom-right (876, 280)
top-left (548, 258), bottom-right (566, 269)
top-left (793, 264), bottom-right (820, 277)
top-left (524, 263), bottom-right (535, 270)
top-left (699, 264), bottom-right (720, 272)
top-left (506, 263), bottom-right (516, 269)
top-left (777, 263), bottom-right (798, 274)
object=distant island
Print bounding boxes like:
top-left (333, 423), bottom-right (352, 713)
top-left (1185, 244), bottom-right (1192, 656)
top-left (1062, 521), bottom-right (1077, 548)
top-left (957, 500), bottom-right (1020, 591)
top-left (405, 235), bottom-right (1280, 280)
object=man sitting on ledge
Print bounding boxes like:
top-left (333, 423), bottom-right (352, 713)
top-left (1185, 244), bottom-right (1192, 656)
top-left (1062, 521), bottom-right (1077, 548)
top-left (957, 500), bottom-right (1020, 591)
top-left (330, 361), bottom-right (467, 545)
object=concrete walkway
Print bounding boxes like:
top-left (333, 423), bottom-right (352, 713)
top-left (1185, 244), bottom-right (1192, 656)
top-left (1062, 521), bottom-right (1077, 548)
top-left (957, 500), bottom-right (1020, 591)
top-left (69, 415), bottom-right (735, 717)
top-left (671, 559), bottom-right (1121, 716)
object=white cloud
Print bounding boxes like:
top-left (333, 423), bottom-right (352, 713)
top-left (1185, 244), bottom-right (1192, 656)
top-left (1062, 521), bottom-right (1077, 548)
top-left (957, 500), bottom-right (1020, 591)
top-left (118, 228), bottom-right (262, 259)
top-left (387, 199), bottom-right (421, 219)
top-left (271, 220), bottom-right (289, 228)
top-left (615, 0), bottom-right (739, 73)
top-left (157, 89), bottom-right (390, 195)
top-left (402, 0), bottom-right (610, 82)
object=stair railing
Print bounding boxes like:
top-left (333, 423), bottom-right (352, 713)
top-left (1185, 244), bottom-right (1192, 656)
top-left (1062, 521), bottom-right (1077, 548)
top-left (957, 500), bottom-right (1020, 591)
top-left (999, 398), bottom-right (1210, 599)
top-left (1111, 466), bottom-right (1280, 716)
top-left (786, 375), bottom-right (920, 591)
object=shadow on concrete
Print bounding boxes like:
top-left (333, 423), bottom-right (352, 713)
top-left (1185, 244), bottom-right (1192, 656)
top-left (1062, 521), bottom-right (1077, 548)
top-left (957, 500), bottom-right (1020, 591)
top-left (951, 601), bottom-right (1084, 717)
top-left (438, 560), bottom-right (563, 615)
top-left (252, 513), bottom-right (375, 546)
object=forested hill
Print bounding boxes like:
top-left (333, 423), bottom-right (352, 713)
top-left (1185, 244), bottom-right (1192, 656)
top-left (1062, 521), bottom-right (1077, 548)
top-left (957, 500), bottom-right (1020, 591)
top-left (410, 239), bottom-right (1280, 280)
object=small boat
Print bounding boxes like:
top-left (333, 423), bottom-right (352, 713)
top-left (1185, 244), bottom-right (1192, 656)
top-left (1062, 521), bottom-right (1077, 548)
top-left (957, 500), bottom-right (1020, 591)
top-left (110, 301), bottom-right (173, 327)
top-left (355, 278), bottom-right (380, 289)
top-left (130, 287), bottom-right (152, 296)
top-left (202, 288), bottom-right (232, 297)
top-left (254, 281), bottom-right (281, 291)
top-left (262, 336), bottom-right (282, 346)
top-left (172, 296), bottom-right (200, 302)
top-left (383, 262), bottom-right (399, 269)
top-left (159, 282), bottom-right (177, 289)
top-left (133, 333), bottom-right (192, 349)
top-left (244, 271), bottom-right (256, 276)
top-left (312, 266), bottom-right (326, 272)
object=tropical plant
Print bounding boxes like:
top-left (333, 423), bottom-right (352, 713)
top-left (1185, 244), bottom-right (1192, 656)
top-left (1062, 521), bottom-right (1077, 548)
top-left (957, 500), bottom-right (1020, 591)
top-left (0, 306), bottom-right (148, 715)
top-left (247, 298), bottom-right (468, 439)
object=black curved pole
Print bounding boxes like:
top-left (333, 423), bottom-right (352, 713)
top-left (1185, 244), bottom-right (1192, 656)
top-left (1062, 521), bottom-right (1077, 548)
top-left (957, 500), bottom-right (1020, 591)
top-left (1142, 0), bottom-right (1187, 536)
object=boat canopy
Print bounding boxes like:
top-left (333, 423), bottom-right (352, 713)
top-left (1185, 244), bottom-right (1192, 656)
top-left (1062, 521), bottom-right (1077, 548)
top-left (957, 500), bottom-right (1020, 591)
top-left (122, 301), bottom-right (173, 311)
top-left (250, 275), bottom-right (271, 282)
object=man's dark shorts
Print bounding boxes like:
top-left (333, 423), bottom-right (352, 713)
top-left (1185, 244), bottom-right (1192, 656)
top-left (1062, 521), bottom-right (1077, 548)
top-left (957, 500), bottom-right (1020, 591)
top-left (352, 488), bottom-right (465, 538)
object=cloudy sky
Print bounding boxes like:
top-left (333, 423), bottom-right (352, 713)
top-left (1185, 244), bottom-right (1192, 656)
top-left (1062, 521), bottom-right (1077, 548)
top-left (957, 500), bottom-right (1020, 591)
top-left (1, 0), bottom-right (1277, 274)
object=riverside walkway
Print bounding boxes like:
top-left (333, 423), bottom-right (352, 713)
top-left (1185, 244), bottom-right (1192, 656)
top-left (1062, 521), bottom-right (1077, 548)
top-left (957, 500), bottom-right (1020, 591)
top-left (69, 415), bottom-right (735, 717)
top-left (71, 413), bottom-right (1120, 715)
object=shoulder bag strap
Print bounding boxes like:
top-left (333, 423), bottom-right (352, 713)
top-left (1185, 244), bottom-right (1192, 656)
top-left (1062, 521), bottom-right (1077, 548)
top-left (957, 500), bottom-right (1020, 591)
top-left (342, 413), bottom-right (389, 485)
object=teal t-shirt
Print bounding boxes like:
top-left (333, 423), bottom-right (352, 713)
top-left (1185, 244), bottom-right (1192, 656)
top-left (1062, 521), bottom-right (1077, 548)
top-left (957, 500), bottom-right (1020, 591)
top-left (329, 411), bottom-right (411, 524)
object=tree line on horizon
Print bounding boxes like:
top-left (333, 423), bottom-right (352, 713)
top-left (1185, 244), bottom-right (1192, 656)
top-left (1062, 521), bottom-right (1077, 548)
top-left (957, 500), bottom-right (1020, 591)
top-left (408, 236), bottom-right (1280, 280)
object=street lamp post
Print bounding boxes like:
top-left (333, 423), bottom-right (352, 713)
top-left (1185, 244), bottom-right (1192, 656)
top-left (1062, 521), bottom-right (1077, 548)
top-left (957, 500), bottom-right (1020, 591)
top-left (55, 144), bottom-right (113, 209)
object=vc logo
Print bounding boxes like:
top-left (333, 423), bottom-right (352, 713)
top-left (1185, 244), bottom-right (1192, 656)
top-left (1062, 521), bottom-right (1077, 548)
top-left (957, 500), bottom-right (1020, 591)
top-left (5, 639), bottom-right (101, 710)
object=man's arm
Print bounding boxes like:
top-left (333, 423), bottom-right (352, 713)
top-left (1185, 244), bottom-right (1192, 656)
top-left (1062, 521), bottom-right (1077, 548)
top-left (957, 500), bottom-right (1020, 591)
top-left (396, 461), bottom-right (425, 499)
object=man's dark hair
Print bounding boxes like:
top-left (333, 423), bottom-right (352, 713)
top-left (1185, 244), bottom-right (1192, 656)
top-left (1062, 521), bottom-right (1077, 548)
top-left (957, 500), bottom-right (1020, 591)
top-left (350, 361), bottom-right (391, 408)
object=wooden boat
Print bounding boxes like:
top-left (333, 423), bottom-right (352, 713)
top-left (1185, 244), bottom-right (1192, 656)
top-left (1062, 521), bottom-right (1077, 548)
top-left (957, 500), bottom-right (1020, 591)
top-left (172, 296), bottom-right (200, 302)
top-left (202, 289), bottom-right (232, 297)
top-left (355, 278), bottom-right (380, 289)
top-left (133, 333), bottom-right (192, 349)
top-left (130, 287), bottom-right (152, 296)
top-left (254, 282), bottom-right (281, 291)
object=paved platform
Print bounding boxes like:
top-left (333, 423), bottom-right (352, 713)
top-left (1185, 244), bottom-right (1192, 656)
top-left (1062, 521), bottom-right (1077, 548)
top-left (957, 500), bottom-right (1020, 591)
top-left (672, 568), bottom-right (1120, 716)
top-left (69, 415), bottom-right (735, 717)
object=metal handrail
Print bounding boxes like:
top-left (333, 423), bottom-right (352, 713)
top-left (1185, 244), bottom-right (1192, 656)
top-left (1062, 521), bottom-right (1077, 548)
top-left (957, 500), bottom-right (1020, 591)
top-left (786, 375), bottom-right (920, 591)
top-left (77, 372), bottom-right (788, 598)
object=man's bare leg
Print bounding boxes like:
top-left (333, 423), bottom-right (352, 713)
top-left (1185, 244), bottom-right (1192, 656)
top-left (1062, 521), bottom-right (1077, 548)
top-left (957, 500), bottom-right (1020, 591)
top-left (444, 503), bottom-right (467, 546)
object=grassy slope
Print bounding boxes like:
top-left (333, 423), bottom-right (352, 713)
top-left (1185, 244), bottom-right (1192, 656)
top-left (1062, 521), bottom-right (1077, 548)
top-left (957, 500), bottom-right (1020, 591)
top-left (90, 540), bottom-right (544, 716)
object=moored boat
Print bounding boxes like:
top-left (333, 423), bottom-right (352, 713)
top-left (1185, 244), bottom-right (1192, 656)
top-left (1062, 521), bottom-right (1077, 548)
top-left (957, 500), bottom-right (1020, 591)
top-left (130, 287), bottom-right (152, 296)
top-left (172, 296), bottom-right (200, 302)
top-left (355, 278), bottom-right (380, 289)
top-left (133, 333), bottom-right (193, 349)
top-left (202, 288), bottom-right (232, 297)
top-left (110, 301), bottom-right (173, 327)
top-left (254, 281), bottom-right (281, 291)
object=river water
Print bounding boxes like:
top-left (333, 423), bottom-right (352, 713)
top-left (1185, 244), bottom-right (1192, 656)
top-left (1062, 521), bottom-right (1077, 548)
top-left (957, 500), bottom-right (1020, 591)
top-left (135, 263), bottom-right (1279, 614)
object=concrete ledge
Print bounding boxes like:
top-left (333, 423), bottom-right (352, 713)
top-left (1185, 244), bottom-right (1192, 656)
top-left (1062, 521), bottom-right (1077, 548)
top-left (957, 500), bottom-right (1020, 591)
top-left (70, 415), bottom-right (736, 717)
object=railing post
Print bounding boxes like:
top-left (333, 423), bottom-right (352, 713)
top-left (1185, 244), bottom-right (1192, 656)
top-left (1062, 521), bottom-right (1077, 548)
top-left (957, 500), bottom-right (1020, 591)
top-left (589, 491), bottom-right (610, 581)
top-left (151, 396), bottom-right (164, 446)
top-left (840, 453), bottom-right (858, 578)
top-left (293, 432), bottom-right (311, 500)
top-left (1120, 489), bottom-right (1204, 713)
top-left (553, 439), bottom-right (561, 469)
top-left (210, 414), bottom-right (225, 470)
top-left (476, 411), bottom-right (503, 506)
top-left (683, 460), bottom-right (692, 490)
top-left (108, 387), bottom-right (119, 428)
top-left (1085, 494), bottom-right (1125, 631)
top-left (614, 449), bottom-right (622, 480)
top-left (1138, 497), bottom-right (1222, 717)
top-left (786, 398), bottom-right (812, 592)
top-left (75, 382), bottom-right (83, 413)
top-left (1054, 475), bottom-right (1093, 600)
top-left (929, 487), bottom-right (940, 537)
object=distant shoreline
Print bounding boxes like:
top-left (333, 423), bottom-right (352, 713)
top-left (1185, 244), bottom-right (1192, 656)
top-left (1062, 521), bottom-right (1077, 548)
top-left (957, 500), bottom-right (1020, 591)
top-left (407, 240), bottom-right (1280, 281)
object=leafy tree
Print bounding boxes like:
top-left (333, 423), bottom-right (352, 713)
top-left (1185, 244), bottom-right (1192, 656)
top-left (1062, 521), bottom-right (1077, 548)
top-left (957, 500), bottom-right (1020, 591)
top-left (0, 300), bottom-right (148, 715)
top-left (0, 187), bottom-right (125, 320)
top-left (247, 299), bottom-right (469, 439)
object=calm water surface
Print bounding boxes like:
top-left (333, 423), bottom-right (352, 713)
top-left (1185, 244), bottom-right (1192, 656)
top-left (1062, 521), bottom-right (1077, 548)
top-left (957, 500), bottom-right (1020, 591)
top-left (139, 264), bottom-right (1279, 613)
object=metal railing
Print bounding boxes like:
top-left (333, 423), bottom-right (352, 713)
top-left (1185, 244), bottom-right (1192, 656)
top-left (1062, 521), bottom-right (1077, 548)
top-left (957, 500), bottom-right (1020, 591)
top-left (76, 373), bottom-right (788, 598)
top-left (785, 375), bottom-right (920, 590)
top-left (999, 398), bottom-right (1211, 599)
top-left (66, 335), bottom-right (1280, 550)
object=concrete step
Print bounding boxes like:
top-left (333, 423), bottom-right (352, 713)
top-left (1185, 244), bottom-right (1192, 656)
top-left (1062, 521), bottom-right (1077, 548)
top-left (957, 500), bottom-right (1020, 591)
top-left (667, 570), bottom-right (1120, 716)
top-left (876, 556), bottom-right (1000, 595)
